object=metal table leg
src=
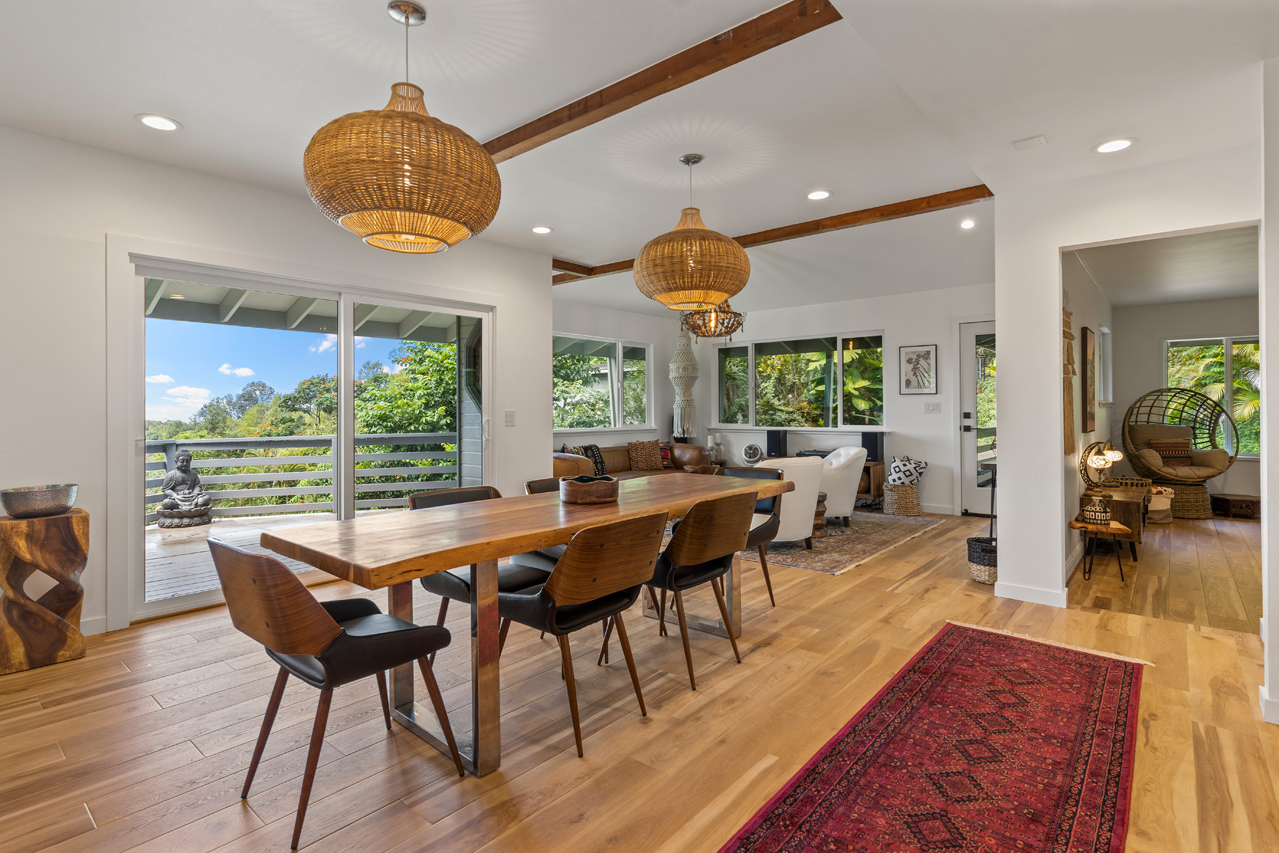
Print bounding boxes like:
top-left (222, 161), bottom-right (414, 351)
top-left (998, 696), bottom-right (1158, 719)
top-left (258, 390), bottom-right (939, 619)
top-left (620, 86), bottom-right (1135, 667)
top-left (388, 559), bottom-right (501, 776)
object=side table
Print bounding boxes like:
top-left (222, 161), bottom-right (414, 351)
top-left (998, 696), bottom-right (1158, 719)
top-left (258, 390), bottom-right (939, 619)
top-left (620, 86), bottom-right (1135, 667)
top-left (1068, 518), bottom-right (1130, 583)
top-left (813, 491), bottom-right (828, 539)
top-left (0, 509), bottom-right (89, 674)
top-left (1210, 493), bottom-right (1260, 519)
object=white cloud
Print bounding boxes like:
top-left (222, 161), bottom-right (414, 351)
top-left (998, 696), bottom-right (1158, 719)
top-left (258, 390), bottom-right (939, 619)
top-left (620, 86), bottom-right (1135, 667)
top-left (381, 362), bottom-right (403, 374)
top-left (146, 385), bottom-right (211, 422)
top-left (311, 333), bottom-right (337, 354)
top-left (356, 336), bottom-right (367, 349)
top-left (219, 363), bottom-right (255, 377)
top-left (145, 374), bottom-right (173, 384)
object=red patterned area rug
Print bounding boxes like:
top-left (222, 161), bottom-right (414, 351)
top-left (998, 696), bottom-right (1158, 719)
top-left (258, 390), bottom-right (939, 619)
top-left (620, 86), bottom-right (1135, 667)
top-left (720, 623), bottom-right (1143, 853)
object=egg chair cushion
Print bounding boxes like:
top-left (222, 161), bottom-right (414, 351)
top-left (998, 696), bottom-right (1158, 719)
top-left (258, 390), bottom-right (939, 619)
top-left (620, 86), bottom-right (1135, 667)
top-left (1128, 423), bottom-right (1194, 450)
top-left (1135, 449), bottom-right (1230, 481)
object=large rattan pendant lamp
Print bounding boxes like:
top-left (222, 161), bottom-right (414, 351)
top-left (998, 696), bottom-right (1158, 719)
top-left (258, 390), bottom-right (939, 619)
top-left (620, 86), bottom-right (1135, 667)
top-left (303, 2), bottom-right (501, 254)
top-left (634, 154), bottom-right (750, 311)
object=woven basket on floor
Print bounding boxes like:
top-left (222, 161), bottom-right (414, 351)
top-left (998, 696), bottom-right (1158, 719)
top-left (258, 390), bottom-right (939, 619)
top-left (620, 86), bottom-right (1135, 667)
top-left (966, 537), bottom-right (997, 585)
top-left (883, 483), bottom-right (921, 516)
top-left (1169, 482), bottom-right (1213, 519)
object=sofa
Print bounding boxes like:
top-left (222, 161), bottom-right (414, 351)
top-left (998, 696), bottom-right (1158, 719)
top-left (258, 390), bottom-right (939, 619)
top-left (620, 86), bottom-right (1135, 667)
top-left (553, 443), bottom-right (712, 479)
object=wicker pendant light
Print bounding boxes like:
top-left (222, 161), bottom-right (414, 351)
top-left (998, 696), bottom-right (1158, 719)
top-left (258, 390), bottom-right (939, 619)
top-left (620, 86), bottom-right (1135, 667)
top-left (682, 300), bottom-right (745, 341)
top-left (635, 154), bottom-right (749, 311)
top-left (303, 2), bottom-right (500, 254)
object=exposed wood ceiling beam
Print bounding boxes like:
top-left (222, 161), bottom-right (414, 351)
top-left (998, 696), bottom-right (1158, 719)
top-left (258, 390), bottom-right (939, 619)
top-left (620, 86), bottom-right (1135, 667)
top-left (551, 258), bottom-right (592, 278)
top-left (218, 288), bottom-right (249, 323)
top-left (285, 296), bottom-right (319, 329)
top-left (144, 278), bottom-right (167, 315)
top-left (484, 1), bottom-right (841, 164)
top-left (550, 185), bottom-right (994, 285)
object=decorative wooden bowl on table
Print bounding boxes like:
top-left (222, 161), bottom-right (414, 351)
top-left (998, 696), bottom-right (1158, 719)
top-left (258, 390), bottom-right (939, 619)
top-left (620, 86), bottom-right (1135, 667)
top-left (559, 475), bottom-right (619, 505)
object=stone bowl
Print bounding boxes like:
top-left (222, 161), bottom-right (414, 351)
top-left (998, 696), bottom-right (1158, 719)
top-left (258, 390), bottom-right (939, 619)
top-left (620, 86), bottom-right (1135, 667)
top-left (0, 484), bottom-right (79, 519)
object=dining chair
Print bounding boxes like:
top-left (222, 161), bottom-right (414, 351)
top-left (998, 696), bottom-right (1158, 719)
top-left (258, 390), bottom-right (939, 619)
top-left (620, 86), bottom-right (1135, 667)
top-left (497, 511), bottom-right (668, 756)
top-left (718, 466), bottom-right (783, 606)
top-left (207, 539), bottom-right (463, 851)
top-left (646, 491), bottom-right (757, 690)
top-left (524, 476), bottom-right (561, 495)
top-left (409, 486), bottom-right (551, 655)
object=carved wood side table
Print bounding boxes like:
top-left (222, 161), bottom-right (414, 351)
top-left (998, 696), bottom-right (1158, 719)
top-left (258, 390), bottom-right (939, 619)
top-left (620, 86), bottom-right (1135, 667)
top-left (813, 491), bottom-right (828, 539)
top-left (0, 509), bottom-right (89, 674)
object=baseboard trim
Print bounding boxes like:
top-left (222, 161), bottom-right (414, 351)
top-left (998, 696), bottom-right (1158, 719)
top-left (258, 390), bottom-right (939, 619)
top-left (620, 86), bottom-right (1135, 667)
top-left (921, 503), bottom-right (955, 516)
top-left (1260, 685), bottom-right (1279, 725)
top-left (992, 581), bottom-right (1068, 609)
top-left (81, 615), bottom-right (107, 637)
top-left (1063, 541), bottom-right (1085, 585)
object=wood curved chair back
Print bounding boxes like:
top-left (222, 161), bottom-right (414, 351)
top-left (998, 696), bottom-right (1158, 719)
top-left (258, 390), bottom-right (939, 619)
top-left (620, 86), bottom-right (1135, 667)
top-left (544, 512), bottom-right (669, 606)
top-left (208, 539), bottom-right (341, 657)
top-left (408, 485), bottom-right (502, 510)
top-left (718, 466), bottom-right (782, 514)
top-left (524, 477), bottom-right (560, 495)
top-left (664, 491), bottom-right (756, 569)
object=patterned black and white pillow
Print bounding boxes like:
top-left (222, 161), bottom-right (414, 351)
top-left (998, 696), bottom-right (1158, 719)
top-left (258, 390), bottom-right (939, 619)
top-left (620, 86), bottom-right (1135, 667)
top-left (887, 456), bottom-right (928, 485)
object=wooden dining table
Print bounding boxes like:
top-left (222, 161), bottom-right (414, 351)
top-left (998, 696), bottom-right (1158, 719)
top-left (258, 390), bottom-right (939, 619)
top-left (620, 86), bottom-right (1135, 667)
top-left (260, 472), bottom-right (793, 776)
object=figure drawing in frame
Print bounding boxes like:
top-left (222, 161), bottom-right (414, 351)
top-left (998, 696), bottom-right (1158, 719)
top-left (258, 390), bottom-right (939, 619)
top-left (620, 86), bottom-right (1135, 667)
top-left (900, 344), bottom-right (938, 395)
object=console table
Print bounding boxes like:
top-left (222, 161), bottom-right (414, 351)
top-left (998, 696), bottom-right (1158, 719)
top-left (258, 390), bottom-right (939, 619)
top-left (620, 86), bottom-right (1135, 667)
top-left (0, 509), bottom-right (89, 674)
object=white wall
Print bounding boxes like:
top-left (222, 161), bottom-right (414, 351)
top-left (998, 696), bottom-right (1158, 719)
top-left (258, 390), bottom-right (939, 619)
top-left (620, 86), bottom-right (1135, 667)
top-left (551, 300), bottom-right (682, 449)
top-left (1111, 295), bottom-right (1261, 495)
top-left (0, 125), bottom-right (553, 634)
top-left (1258, 58), bottom-right (1279, 724)
top-left (691, 283), bottom-right (995, 515)
top-left (994, 144), bottom-right (1261, 608)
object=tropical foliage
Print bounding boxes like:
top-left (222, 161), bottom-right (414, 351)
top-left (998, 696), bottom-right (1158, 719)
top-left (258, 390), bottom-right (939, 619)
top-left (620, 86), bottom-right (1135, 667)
top-left (716, 340), bottom-right (884, 427)
top-left (1167, 341), bottom-right (1260, 454)
top-left (551, 353), bottom-right (614, 429)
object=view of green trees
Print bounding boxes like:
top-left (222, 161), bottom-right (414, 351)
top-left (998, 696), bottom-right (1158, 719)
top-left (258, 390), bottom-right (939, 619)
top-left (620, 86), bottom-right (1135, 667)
top-left (551, 345), bottom-right (646, 430)
top-left (145, 341), bottom-right (460, 518)
top-left (1167, 340), bottom-right (1261, 454)
top-left (717, 339), bottom-right (884, 427)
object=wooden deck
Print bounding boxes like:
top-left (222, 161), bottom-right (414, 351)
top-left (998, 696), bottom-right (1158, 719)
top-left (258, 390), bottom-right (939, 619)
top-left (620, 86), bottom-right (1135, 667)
top-left (2, 513), bottom-right (1275, 852)
top-left (144, 514), bottom-right (341, 601)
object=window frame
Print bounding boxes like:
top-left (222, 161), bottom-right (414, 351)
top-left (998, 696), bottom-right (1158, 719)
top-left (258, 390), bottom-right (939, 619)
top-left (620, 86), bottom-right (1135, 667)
top-left (1164, 334), bottom-right (1260, 459)
top-left (711, 331), bottom-right (886, 431)
top-left (551, 333), bottom-right (653, 434)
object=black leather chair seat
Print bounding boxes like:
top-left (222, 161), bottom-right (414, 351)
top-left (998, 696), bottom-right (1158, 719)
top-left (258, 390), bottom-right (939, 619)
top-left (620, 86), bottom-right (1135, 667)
top-left (266, 600), bottom-right (450, 690)
top-left (508, 543), bottom-right (568, 572)
top-left (498, 585), bottom-right (639, 636)
top-left (745, 513), bottom-right (779, 549)
top-left (420, 562), bottom-right (551, 601)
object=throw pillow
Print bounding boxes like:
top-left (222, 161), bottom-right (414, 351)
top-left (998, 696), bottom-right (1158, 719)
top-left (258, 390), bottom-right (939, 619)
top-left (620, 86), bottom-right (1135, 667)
top-left (578, 444), bottom-right (608, 476)
top-left (887, 455), bottom-right (928, 485)
top-left (628, 440), bottom-right (665, 471)
top-left (1148, 437), bottom-right (1192, 468)
top-left (658, 441), bottom-right (676, 469)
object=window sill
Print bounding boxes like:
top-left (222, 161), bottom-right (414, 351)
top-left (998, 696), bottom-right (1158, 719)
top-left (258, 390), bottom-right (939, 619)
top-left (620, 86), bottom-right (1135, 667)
top-left (709, 424), bottom-right (893, 433)
top-left (553, 426), bottom-right (657, 435)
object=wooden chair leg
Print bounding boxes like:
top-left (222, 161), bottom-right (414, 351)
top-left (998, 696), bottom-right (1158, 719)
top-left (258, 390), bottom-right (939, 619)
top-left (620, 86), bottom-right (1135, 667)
top-left (710, 577), bottom-right (741, 664)
top-left (804, 537), bottom-right (813, 550)
top-left (756, 544), bottom-right (776, 607)
top-left (290, 688), bottom-right (333, 850)
top-left (558, 634), bottom-right (584, 757)
top-left (429, 597), bottom-right (450, 664)
top-left (374, 670), bottom-right (392, 730)
top-left (658, 588), bottom-right (669, 637)
top-left (613, 612), bottom-right (645, 716)
top-left (417, 658), bottom-right (465, 777)
top-left (498, 617), bottom-right (511, 655)
top-left (242, 666), bottom-right (289, 799)
top-left (843, 516), bottom-right (850, 527)
top-left (597, 616), bottom-right (614, 666)
top-left (673, 590), bottom-right (697, 690)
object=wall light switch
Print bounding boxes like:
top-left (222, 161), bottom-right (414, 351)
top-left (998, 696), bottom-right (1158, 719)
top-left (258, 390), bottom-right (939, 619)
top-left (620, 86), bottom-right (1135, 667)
top-left (923, 402), bottom-right (941, 414)
top-left (504, 410), bottom-right (516, 427)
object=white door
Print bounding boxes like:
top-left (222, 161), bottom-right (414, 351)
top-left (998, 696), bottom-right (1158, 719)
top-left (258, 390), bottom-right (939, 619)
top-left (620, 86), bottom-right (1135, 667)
top-left (959, 321), bottom-right (996, 516)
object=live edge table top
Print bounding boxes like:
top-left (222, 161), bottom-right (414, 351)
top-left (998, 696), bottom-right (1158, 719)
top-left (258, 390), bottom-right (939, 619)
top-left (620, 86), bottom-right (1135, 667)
top-left (260, 473), bottom-right (794, 590)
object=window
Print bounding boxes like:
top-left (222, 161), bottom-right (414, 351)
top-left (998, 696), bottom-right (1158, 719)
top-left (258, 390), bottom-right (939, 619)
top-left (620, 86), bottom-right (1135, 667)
top-left (552, 335), bottom-right (649, 430)
top-left (715, 334), bottom-right (884, 428)
top-left (1166, 336), bottom-right (1260, 455)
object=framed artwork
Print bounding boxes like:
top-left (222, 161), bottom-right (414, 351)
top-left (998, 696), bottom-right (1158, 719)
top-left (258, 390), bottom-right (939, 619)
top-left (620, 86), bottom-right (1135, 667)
top-left (1082, 326), bottom-right (1096, 433)
top-left (899, 344), bottom-right (938, 395)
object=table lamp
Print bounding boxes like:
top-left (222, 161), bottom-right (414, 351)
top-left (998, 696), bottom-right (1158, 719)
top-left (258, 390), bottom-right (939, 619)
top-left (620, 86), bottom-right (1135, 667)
top-left (1080, 441), bottom-right (1123, 493)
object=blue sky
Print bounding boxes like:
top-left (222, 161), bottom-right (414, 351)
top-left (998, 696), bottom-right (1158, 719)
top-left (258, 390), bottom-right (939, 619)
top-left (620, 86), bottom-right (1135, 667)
top-left (145, 319), bottom-right (402, 421)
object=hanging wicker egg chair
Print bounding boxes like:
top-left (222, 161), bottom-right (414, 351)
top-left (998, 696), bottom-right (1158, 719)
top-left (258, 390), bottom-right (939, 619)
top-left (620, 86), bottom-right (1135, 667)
top-left (1121, 387), bottom-right (1238, 485)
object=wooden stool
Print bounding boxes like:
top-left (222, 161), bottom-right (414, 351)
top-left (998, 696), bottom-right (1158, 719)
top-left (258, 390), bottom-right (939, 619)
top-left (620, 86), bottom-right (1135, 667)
top-left (0, 509), bottom-right (89, 674)
top-left (813, 491), bottom-right (828, 539)
top-left (1210, 493), bottom-right (1260, 519)
top-left (1068, 518), bottom-right (1131, 583)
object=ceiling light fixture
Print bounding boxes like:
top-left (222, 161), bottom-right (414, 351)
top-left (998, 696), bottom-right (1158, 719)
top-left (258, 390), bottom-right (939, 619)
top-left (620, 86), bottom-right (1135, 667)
top-left (302, 1), bottom-right (500, 254)
top-left (960, 219), bottom-right (975, 229)
top-left (169, 294), bottom-right (186, 299)
top-left (1094, 138), bottom-right (1134, 154)
top-left (682, 300), bottom-right (745, 341)
top-left (807, 190), bottom-right (830, 200)
top-left (532, 226), bottom-right (553, 234)
top-left (634, 154), bottom-right (750, 311)
top-left (136, 114), bottom-right (181, 132)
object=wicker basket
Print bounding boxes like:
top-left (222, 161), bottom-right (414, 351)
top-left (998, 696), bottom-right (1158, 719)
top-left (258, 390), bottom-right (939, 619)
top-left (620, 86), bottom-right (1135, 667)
top-left (966, 537), bottom-right (997, 585)
top-left (1108, 476), bottom-right (1152, 490)
top-left (883, 483), bottom-right (921, 516)
top-left (1170, 482), bottom-right (1213, 519)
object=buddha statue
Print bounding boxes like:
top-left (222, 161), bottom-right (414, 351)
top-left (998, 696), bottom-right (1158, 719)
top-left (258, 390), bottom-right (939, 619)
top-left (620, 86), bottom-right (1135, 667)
top-left (156, 449), bottom-right (213, 528)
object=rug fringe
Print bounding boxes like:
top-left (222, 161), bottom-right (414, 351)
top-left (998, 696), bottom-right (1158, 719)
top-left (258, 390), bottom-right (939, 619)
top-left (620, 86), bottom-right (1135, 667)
top-left (945, 621), bottom-right (1155, 666)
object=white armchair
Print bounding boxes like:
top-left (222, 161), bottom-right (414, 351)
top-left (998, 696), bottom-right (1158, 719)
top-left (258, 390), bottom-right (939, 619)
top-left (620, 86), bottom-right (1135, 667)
top-left (754, 456), bottom-right (823, 549)
top-left (821, 446), bottom-right (868, 526)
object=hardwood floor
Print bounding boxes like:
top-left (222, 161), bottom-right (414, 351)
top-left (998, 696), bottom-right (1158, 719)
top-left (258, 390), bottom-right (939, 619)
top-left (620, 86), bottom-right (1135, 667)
top-left (2, 513), bottom-right (1275, 852)
top-left (1067, 516), bottom-right (1262, 634)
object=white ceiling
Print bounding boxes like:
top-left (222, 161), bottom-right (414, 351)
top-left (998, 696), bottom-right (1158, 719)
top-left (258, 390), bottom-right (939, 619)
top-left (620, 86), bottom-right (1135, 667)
top-left (1070, 226), bottom-right (1259, 308)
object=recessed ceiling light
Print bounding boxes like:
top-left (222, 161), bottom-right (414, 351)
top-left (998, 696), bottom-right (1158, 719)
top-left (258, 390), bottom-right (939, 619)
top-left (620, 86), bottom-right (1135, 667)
top-left (136, 114), bottom-right (182, 132)
top-left (531, 226), bottom-right (553, 234)
top-left (169, 294), bottom-right (185, 299)
top-left (807, 190), bottom-right (830, 200)
top-left (1094, 138), bottom-right (1133, 154)
top-left (960, 219), bottom-right (975, 230)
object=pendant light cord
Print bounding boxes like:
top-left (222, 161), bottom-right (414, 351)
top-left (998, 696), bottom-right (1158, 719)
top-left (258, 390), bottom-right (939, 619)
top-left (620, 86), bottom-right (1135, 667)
top-left (405, 14), bottom-right (409, 83)
top-left (688, 161), bottom-right (694, 208)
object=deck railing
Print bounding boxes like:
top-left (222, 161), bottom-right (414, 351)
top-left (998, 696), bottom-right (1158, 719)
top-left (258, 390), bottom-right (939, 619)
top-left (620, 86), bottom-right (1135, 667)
top-left (145, 433), bottom-right (457, 524)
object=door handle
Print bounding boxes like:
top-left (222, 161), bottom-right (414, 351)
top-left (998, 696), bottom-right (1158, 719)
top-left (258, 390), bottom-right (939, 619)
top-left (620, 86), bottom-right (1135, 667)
top-left (962, 425), bottom-right (973, 433)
